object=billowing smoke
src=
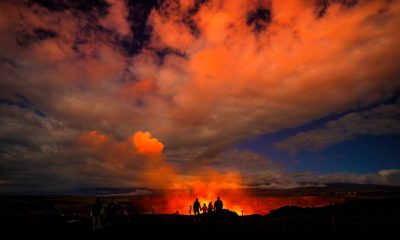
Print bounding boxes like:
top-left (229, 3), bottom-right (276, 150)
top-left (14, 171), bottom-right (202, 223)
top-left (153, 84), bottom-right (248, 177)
top-left (132, 131), bottom-right (164, 156)
top-left (78, 130), bottom-right (248, 213)
top-left (78, 130), bottom-right (242, 190)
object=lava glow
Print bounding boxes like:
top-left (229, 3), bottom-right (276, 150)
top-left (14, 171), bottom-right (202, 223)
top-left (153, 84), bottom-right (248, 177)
top-left (133, 192), bottom-right (346, 216)
top-left (79, 130), bottom-right (346, 215)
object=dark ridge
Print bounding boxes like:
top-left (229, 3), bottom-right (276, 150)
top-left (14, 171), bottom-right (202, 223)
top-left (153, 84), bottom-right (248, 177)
top-left (316, 0), bottom-right (358, 18)
top-left (246, 7), bottom-right (272, 33)
top-left (28, 0), bottom-right (110, 16)
top-left (266, 198), bottom-right (400, 218)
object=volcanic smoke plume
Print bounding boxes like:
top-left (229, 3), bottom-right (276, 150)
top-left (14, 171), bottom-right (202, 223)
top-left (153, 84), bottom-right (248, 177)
top-left (79, 130), bottom-right (346, 215)
top-left (79, 130), bottom-right (253, 213)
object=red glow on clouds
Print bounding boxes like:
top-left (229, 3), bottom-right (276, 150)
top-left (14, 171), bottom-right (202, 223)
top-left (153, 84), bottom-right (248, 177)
top-left (78, 130), bottom-right (346, 215)
top-left (78, 130), bottom-right (254, 212)
top-left (78, 131), bottom-right (109, 148)
top-left (3, 0), bottom-right (396, 199)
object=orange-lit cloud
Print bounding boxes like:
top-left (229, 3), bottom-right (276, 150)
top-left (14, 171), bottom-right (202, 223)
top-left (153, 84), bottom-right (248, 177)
top-left (133, 0), bottom-right (400, 158)
top-left (77, 130), bottom-right (173, 188)
top-left (132, 131), bottom-right (164, 156)
top-left (78, 130), bottom-right (109, 148)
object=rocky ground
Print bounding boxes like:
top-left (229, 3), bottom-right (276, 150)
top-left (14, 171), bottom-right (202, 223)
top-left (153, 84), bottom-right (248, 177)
top-left (0, 197), bottom-right (399, 239)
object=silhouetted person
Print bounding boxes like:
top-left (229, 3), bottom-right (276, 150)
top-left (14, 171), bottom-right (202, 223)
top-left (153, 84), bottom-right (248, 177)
top-left (208, 202), bottom-right (214, 213)
top-left (201, 203), bottom-right (208, 214)
top-left (214, 196), bottom-right (223, 213)
top-left (100, 199), bottom-right (108, 227)
top-left (193, 198), bottom-right (201, 216)
top-left (108, 198), bottom-right (116, 224)
top-left (91, 198), bottom-right (102, 230)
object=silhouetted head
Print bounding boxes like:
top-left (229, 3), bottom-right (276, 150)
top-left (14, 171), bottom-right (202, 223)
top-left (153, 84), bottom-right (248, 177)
top-left (217, 196), bottom-right (220, 200)
top-left (196, 198), bottom-right (198, 201)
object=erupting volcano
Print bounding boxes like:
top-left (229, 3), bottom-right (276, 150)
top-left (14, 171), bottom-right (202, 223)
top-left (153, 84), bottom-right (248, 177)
top-left (79, 130), bottom-right (346, 215)
top-left (133, 191), bottom-right (346, 215)
top-left (1, 0), bottom-right (400, 238)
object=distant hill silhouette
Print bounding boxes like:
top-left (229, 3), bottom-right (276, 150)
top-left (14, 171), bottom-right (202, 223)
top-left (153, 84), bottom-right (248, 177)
top-left (266, 198), bottom-right (400, 218)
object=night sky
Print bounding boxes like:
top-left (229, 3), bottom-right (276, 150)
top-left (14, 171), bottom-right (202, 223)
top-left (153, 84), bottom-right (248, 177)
top-left (0, 0), bottom-right (400, 194)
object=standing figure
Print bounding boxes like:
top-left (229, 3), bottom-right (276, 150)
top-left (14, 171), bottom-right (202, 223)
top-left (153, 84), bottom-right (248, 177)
top-left (100, 199), bottom-right (108, 227)
top-left (201, 203), bottom-right (208, 214)
top-left (214, 196), bottom-right (223, 213)
top-left (91, 198), bottom-right (102, 230)
top-left (208, 202), bottom-right (214, 213)
top-left (108, 198), bottom-right (116, 224)
top-left (193, 198), bottom-right (201, 216)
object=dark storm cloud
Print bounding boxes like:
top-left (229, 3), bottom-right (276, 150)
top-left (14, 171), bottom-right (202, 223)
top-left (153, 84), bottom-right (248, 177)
top-left (275, 101), bottom-right (400, 153)
top-left (28, 0), bottom-right (110, 15)
top-left (0, 104), bottom-right (78, 193)
top-left (25, 0), bottom-right (161, 57)
top-left (124, 0), bottom-right (160, 55)
top-left (246, 6), bottom-right (272, 32)
top-left (0, 94), bottom-right (45, 116)
top-left (319, 169), bottom-right (400, 186)
top-left (15, 28), bottom-right (58, 47)
top-left (33, 28), bottom-right (58, 40)
top-left (0, 104), bottom-right (150, 193)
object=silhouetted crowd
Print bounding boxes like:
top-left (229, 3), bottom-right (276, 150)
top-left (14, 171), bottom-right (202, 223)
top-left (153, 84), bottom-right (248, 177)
top-left (192, 196), bottom-right (223, 216)
top-left (91, 196), bottom-right (225, 229)
top-left (91, 198), bottom-right (117, 230)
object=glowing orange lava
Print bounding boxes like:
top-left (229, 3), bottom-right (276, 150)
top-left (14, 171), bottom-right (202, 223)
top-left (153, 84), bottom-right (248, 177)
top-left (132, 191), bottom-right (345, 216)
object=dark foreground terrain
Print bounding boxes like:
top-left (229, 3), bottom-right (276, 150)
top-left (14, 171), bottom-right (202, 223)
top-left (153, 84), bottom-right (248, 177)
top-left (1, 197), bottom-right (399, 239)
